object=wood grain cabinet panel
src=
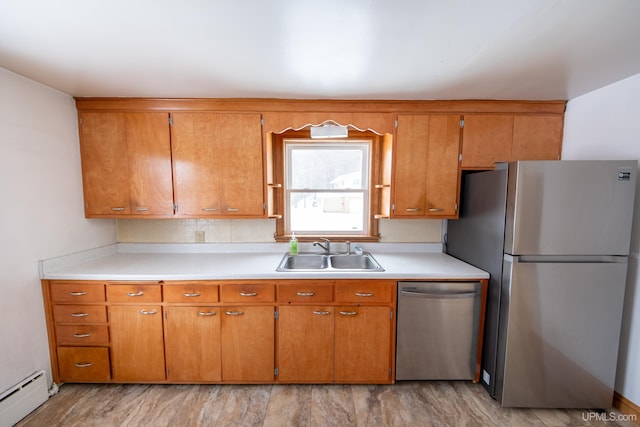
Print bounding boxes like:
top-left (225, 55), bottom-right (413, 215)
top-left (109, 305), bottom-right (166, 381)
top-left (220, 305), bottom-right (274, 382)
top-left (53, 305), bottom-right (107, 324)
top-left (512, 115), bottom-right (563, 161)
top-left (164, 306), bottom-right (221, 382)
top-left (170, 112), bottom-right (265, 218)
top-left (163, 283), bottom-right (219, 303)
top-left (57, 347), bottom-right (110, 382)
top-left (50, 283), bottom-right (105, 302)
top-left (55, 325), bottom-right (109, 346)
top-left (277, 306), bottom-right (334, 382)
top-left (220, 283), bottom-right (275, 303)
top-left (393, 115), bottom-right (461, 218)
top-left (106, 283), bottom-right (162, 303)
top-left (79, 112), bottom-right (173, 217)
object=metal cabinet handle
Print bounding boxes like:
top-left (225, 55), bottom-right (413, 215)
top-left (73, 333), bottom-right (91, 338)
top-left (110, 207), bottom-right (126, 211)
top-left (227, 208), bottom-right (240, 212)
top-left (355, 292), bottom-right (374, 297)
top-left (198, 311), bottom-right (216, 316)
top-left (183, 292), bottom-right (201, 297)
top-left (297, 291), bottom-right (315, 297)
top-left (68, 291), bottom-right (87, 296)
top-left (140, 309), bottom-right (157, 315)
top-left (405, 208), bottom-right (421, 212)
top-left (71, 312), bottom-right (89, 317)
top-left (240, 291), bottom-right (258, 297)
top-left (127, 291), bottom-right (144, 297)
top-left (74, 362), bottom-right (93, 368)
top-left (339, 310), bottom-right (358, 316)
top-left (428, 208), bottom-right (444, 212)
top-left (313, 310), bottom-right (331, 315)
top-left (201, 207), bottom-right (217, 212)
top-left (225, 310), bottom-right (244, 316)
top-left (135, 207), bottom-right (149, 211)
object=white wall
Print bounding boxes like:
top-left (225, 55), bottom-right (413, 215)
top-left (0, 68), bottom-right (116, 392)
top-left (563, 72), bottom-right (640, 405)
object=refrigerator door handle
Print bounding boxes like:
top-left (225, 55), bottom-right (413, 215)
top-left (508, 254), bottom-right (627, 263)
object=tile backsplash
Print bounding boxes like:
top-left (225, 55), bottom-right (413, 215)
top-left (117, 219), bottom-right (442, 243)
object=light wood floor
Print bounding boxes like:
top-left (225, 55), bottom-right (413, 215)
top-left (16, 381), bottom-right (637, 427)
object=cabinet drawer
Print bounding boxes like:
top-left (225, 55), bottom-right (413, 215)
top-left (51, 282), bottom-right (105, 302)
top-left (106, 283), bottom-right (162, 302)
top-left (220, 283), bottom-right (275, 303)
top-left (57, 347), bottom-right (111, 381)
top-left (55, 325), bottom-right (109, 346)
top-left (53, 305), bottom-right (107, 323)
top-left (164, 283), bottom-right (218, 303)
top-left (335, 281), bottom-right (393, 303)
top-left (277, 283), bottom-right (334, 303)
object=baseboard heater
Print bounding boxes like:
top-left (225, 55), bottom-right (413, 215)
top-left (0, 371), bottom-right (48, 427)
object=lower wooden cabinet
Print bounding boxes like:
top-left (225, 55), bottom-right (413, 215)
top-left (43, 279), bottom-right (397, 385)
top-left (57, 347), bottom-right (111, 382)
top-left (220, 305), bottom-right (275, 382)
top-left (335, 306), bottom-right (393, 383)
top-left (164, 306), bottom-right (221, 382)
top-left (277, 306), bottom-right (335, 382)
top-left (109, 305), bottom-right (166, 381)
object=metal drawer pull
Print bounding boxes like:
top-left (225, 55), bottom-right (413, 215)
top-left (313, 310), bottom-right (331, 315)
top-left (339, 310), bottom-right (358, 316)
top-left (135, 207), bottom-right (149, 211)
top-left (355, 292), bottom-right (374, 297)
top-left (297, 291), bottom-right (315, 297)
top-left (68, 291), bottom-right (87, 296)
top-left (225, 310), bottom-right (244, 316)
top-left (183, 292), bottom-right (201, 297)
top-left (127, 291), bottom-right (144, 297)
top-left (240, 291), bottom-right (258, 297)
top-left (405, 208), bottom-right (421, 212)
top-left (201, 207), bottom-right (217, 211)
top-left (140, 309), bottom-right (157, 315)
top-left (73, 333), bottom-right (91, 338)
top-left (428, 208), bottom-right (444, 212)
top-left (198, 311), bottom-right (217, 316)
top-left (110, 207), bottom-right (126, 211)
top-left (71, 312), bottom-right (89, 317)
top-left (74, 362), bottom-right (93, 368)
top-left (227, 207), bottom-right (240, 212)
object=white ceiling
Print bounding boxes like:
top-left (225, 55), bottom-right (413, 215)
top-left (2, 0), bottom-right (640, 100)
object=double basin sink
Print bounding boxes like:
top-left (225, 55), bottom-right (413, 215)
top-left (277, 252), bottom-right (385, 272)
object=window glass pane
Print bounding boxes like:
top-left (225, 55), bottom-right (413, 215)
top-left (289, 147), bottom-right (366, 190)
top-left (290, 192), bottom-right (364, 233)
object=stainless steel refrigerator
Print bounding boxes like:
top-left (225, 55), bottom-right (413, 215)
top-left (446, 160), bottom-right (637, 408)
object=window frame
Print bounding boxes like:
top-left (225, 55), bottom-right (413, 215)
top-left (284, 139), bottom-right (371, 237)
top-left (271, 130), bottom-right (382, 242)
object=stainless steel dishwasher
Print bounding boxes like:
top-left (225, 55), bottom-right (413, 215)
top-left (395, 281), bottom-right (482, 380)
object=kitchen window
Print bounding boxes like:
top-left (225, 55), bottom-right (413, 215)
top-left (271, 130), bottom-right (383, 241)
top-left (285, 140), bottom-right (370, 236)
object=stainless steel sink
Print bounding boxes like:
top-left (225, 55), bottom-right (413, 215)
top-left (276, 252), bottom-right (384, 272)
top-left (279, 253), bottom-right (329, 270)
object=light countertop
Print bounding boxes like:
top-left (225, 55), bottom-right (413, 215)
top-left (39, 243), bottom-right (489, 281)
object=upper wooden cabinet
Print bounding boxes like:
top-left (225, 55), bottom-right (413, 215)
top-left (79, 112), bottom-right (174, 217)
top-left (392, 114), bottom-right (461, 218)
top-left (170, 112), bottom-right (265, 217)
top-left (461, 114), bottom-right (563, 169)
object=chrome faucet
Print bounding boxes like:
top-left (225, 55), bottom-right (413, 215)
top-left (313, 238), bottom-right (331, 253)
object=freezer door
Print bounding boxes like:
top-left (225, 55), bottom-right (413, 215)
top-left (497, 257), bottom-right (628, 408)
top-left (504, 160), bottom-right (637, 256)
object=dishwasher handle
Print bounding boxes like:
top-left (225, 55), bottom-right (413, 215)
top-left (400, 288), bottom-right (479, 299)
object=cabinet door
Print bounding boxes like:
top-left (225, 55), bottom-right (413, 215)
top-left (79, 112), bottom-right (173, 216)
top-left (335, 306), bottom-right (392, 383)
top-left (277, 306), bottom-right (334, 382)
top-left (164, 307), bottom-right (221, 382)
top-left (394, 115), bottom-right (461, 218)
top-left (461, 114), bottom-right (513, 169)
top-left (109, 305), bottom-right (165, 381)
top-left (220, 306), bottom-right (274, 382)
top-left (512, 115), bottom-right (563, 160)
top-left (171, 112), bottom-right (265, 217)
